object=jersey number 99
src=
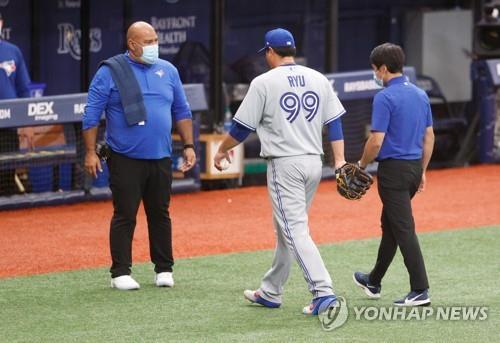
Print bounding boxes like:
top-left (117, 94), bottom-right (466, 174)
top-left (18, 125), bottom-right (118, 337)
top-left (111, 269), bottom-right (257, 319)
top-left (279, 91), bottom-right (319, 123)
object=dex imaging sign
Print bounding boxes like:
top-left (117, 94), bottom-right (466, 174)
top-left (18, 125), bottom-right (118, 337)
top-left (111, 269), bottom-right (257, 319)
top-left (27, 101), bottom-right (58, 122)
top-left (0, 108), bottom-right (11, 120)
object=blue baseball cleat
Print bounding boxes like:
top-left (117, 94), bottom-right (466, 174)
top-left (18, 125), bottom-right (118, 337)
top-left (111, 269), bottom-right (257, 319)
top-left (243, 290), bottom-right (281, 308)
top-left (353, 272), bottom-right (381, 298)
top-left (303, 295), bottom-right (337, 315)
top-left (394, 289), bottom-right (431, 307)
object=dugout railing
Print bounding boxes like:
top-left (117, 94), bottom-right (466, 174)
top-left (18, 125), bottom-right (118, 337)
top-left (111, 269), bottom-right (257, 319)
top-left (0, 84), bottom-right (207, 210)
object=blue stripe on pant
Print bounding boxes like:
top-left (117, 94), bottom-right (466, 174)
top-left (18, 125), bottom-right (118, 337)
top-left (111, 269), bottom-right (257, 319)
top-left (258, 155), bottom-right (334, 303)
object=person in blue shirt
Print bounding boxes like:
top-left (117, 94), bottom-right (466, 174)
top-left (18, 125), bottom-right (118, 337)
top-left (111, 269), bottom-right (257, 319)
top-left (0, 12), bottom-right (31, 196)
top-left (82, 21), bottom-right (196, 291)
top-left (353, 43), bottom-right (435, 307)
top-left (0, 14), bottom-right (30, 100)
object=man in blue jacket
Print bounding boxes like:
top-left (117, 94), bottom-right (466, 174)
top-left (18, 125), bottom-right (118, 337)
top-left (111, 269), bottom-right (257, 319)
top-left (0, 12), bottom-right (31, 196)
top-left (353, 43), bottom-right (435, 306)
top-left (83, 21), bottom-right (196, 290)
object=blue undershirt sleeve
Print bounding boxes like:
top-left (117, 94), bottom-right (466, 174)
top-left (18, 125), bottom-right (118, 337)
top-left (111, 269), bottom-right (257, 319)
top-left (327, 118), bottom-right (343, 141)
top-left (229, 121), bottom-right (252, 142)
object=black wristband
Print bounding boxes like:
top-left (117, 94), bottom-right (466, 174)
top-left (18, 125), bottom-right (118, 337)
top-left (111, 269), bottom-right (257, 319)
top-left (183, 144), bottom-right (195, 150)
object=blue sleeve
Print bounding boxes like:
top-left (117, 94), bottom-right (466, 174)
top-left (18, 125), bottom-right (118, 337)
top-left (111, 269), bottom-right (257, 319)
top-left (229, 121), bottom-right (252, 142)
top-left (14, 47), bottom-right (30, 98)
top-left (371, 92), bottom-right (391, 132)
top-left (327, 118), bottom-right (343, 141)
top-left (171, 67), bottom-right (192, 122)
top-left (82, 67), bottom-right (111, 130)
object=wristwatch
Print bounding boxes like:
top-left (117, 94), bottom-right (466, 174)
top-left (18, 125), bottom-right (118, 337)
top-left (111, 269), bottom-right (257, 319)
top-left (183, 144), bottom-right (195, 150)
top-left (357, 161), bottom-right (366, 170)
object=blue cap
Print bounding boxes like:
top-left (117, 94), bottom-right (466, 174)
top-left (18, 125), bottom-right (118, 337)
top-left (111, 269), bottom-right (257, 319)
top-left (258, 28), bottom-right (295, 53)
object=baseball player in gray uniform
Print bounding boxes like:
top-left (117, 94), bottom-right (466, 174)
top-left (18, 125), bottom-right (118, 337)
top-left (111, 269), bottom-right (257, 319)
top-left (214, 28), bottom-right (347, 315)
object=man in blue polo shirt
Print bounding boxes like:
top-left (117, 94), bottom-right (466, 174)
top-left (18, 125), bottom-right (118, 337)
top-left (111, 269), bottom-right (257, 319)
top-left (83, 21), bottom-right (196, 290)
top-left (353, 43), bottom-right (435, 306)
top-left (0, 12), bottom-right (31, 196)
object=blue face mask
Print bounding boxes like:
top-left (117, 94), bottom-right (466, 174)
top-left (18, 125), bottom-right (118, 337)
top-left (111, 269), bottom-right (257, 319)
top-left (141, 44), bottom-right (159, 64)
top-left (373, 72), bottom-right (384, 87)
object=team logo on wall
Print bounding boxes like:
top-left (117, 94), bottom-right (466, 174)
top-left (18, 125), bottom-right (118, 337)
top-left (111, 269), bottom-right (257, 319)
top-left (57, 23), bottom-right (102, 60)
top-left (0, 60), bottom-right (16, 77)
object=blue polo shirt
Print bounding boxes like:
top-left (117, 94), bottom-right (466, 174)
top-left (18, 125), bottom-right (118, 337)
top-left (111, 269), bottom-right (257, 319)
top-left (82, 53), bottom-right (192, 159)
top-left (0, 40), bottom-right (30, 99)
top-left (371, 75), bottom-right (433, 161)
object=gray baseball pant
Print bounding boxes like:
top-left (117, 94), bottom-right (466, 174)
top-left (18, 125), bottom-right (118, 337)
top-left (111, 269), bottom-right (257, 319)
top-left (258, 155), bottom-right (334, 303)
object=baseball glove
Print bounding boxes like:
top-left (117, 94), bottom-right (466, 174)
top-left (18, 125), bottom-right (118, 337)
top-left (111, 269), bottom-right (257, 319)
top-left (335, 163), bottom-right (373, 200)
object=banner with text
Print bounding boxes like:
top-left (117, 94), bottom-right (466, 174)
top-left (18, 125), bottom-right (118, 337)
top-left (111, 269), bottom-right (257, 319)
top-left (130, 0), bottom-right (210, 61)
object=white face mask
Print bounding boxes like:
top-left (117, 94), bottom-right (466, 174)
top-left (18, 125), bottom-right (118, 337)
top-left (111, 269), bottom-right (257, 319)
top-left (141, 44), bottom-right (159, 64)
top-left (373, 71), bottom-right (384, 87)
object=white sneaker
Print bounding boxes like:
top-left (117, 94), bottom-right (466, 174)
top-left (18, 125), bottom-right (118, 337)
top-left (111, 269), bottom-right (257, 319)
top-left (155, 272), bottom-right (174, 287)
top-left (110, 275), bottom-right (140, 290)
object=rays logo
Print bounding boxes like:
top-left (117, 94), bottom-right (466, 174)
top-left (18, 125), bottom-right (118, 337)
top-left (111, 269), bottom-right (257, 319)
top-left (318, 296), bottom-right (348, 331)
top-left (57, 23), bottom-right (102, 60)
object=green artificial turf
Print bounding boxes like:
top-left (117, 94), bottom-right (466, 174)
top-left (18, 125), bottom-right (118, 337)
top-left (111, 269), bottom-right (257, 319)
top-left (1, 226), bottom-right (499, 343)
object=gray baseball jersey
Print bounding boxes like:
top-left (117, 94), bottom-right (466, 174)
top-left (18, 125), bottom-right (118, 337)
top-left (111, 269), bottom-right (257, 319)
top-left (233, 64), bottom-right (345, 158)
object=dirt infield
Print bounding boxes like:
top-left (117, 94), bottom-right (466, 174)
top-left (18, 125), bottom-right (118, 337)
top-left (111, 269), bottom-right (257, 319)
top-left (0, 164), bottom-right (499, 278)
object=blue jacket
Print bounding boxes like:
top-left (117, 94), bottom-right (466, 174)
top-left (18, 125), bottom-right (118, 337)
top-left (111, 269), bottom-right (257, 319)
top-left (83, 53), bottom-right (192, 159)
top-left (0, 40), bottom-right (30, 99)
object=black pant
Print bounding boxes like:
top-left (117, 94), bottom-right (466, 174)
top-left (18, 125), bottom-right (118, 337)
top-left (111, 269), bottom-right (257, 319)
top-left (107, 151), bottom-right (174, 278)
top-left (369, 159), bottom-right (429, 291)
